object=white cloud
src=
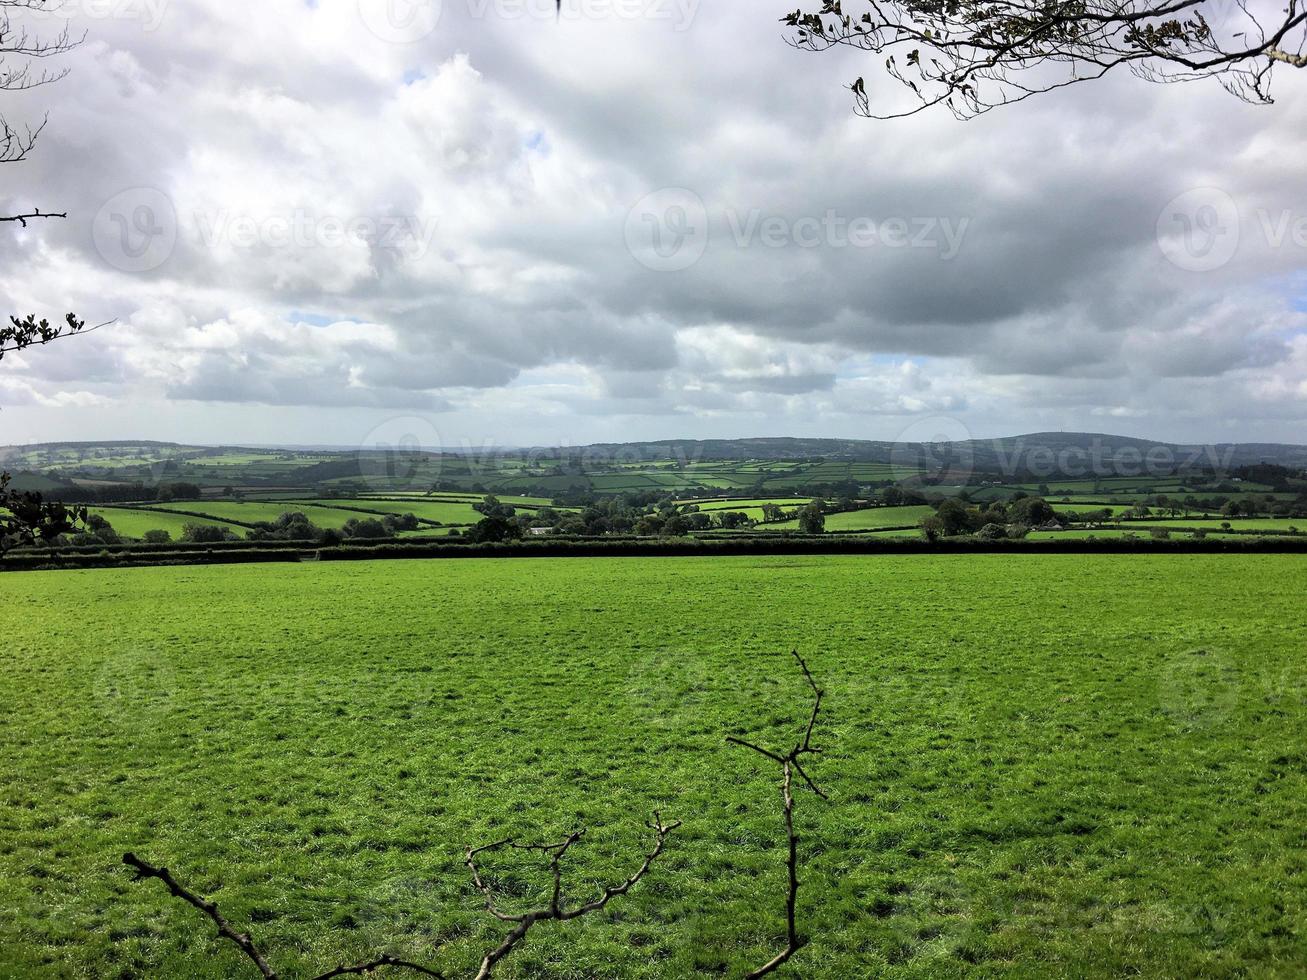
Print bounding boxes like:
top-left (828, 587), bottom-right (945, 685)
top-left (0, 0), bottom-right (1305, 444)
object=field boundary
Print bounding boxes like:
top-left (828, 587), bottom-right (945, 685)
top-left (7, 534), bottom-right (1307, 571)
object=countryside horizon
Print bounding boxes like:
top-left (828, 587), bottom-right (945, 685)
top-left (4, 0), bottom-right (1307, 977)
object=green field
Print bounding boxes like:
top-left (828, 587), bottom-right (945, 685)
top-left (763, 505), bottom-right (936, 532)
top-left (142, 501), bottom-right (393, 529)
top-left (288, 499), bottom-right (489, 526)
top-left (91, 508), bottom-right (246, 540)
top-left (4, 555), bottom-right (1306, 977)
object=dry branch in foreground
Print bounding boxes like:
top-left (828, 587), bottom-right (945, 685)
top-left (465, 812), bottom-right (681, 979)
top-left (727, 650), bottom-right (830, 978)
top-left (122, 811), bottom-right (679, 979)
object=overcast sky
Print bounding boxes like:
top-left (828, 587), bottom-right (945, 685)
top-left (1, 0), bottom-right (1305, 450)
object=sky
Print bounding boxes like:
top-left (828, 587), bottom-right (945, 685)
top-left (1, 0), bottom-right (1306, 451)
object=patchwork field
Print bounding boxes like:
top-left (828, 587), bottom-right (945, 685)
top-left (3, 555), bottom-right (1306, 977)
top-left (90, 508), bottom-right (246, 540)
top-left (288, 499), bottom-right (492, 526)
top-left (763, 505), bottom-right (936, 531)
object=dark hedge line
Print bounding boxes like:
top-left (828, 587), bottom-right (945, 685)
top-left (312, 537), bottom-right (1307, 560)
top-left (6, 533), bottom-right (1307, 572)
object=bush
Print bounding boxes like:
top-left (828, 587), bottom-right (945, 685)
top-left (141, 529), bottom-right (172, 544)
top-left (181, 523), bottom-right (238, 543)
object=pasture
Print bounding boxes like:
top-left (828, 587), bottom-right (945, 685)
top-left (3, 555), bottom-right (1306, 977)
top-left (90, 508), bottom-right (246, 541)
top-left (763, 505), bottom-right (936, 531)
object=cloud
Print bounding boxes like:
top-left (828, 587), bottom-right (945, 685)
top-left (0, 0), bottom-right (1305, 443)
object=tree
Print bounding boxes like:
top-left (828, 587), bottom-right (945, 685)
top-left (935, 497), bottom-right (976, 536)
top-left (156, 482), bottom-right (203, 502)
top-left (1009, 496), bottom-right (1055, 527)
top-left (474, 494), bottom-right (516, 519)
top-left (467, 515), bottom-right (523, 543)
top-left (782, 0), bottom-right (1307, 119)
top-left (2, 0), bottom-right (82, 222)
top-left (0, 314), bottom-right (97, 552)
top-left (920, 513), bottom-right (944, 541)
top-left (797, 502), bottom-right (826, 534)
top-left (141, 529), bottom-right (172, 544)
top-left (180, 523), bottom-right (237, 543)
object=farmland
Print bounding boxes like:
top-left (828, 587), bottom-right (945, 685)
top-left (3, 555), bottom-right (1307, 977)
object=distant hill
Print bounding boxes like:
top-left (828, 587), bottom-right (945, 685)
top-left (557, 433), bottom-right (1307, 473)
top-left (4, 433), bottom-right (1305, 481)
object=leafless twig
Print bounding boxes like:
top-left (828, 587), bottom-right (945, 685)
top-left (122, 811), bottom-right (679, 979)
top-left (466, 812), bottom-right (681, 980)
top-left (727, 650), bottom-right (830, 978)
top-left (121, 853), bottom-right (281, 979)
top-left (0, 207), bottom-right (64, 225)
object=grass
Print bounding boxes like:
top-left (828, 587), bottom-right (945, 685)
top-left (763, 506), bottom-right (935, 532)
top-left (3, 555), bottom-right (1307, 977)
top-left (289, 499), bottom-right (488, 526)
top-left (91, 508), bottom-right (246, 540)
top-left (142, 501), bottom-right (392, 529)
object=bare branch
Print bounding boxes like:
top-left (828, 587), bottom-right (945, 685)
top-left (310, 956), bottom-right (447, 980)
top-left (465, 812), bottom-right (681, 980)
top-left (121, 854), bottom-right (448, 979)
top-left (0, 207), bottom-right (64, 226)
top-left (121, 853), bottom-right (281, 980)
top-left (728, 651), bottom-right (832, 978)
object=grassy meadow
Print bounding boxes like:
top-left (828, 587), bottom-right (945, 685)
top-left (3, 555), bottom-right (1307, 977)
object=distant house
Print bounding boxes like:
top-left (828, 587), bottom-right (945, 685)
top-left (528, 526), bottom-right (551, 536)
top-left (1036, 520), bottom-right (1064, 532)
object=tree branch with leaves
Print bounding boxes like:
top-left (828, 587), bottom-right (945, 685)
top-left (782, 0), bottom-right (1307, 118)
top-left (0, 313), bottom-right (106, 552)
